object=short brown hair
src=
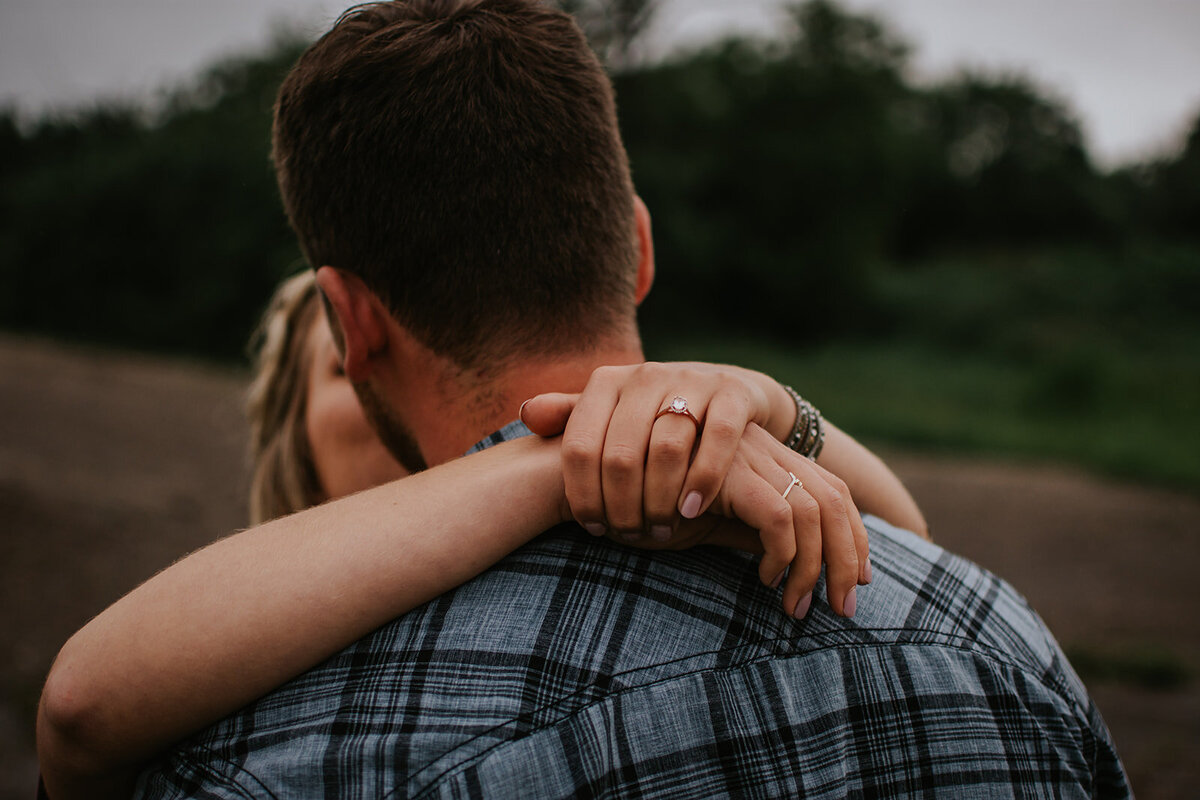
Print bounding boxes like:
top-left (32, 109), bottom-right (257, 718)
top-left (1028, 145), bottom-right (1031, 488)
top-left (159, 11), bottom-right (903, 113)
top-left (273, 0), bottom-right (638, 368)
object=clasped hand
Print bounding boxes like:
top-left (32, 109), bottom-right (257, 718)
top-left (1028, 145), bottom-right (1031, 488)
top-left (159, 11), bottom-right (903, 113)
top-left (520, 362), bottom-right (869, 619)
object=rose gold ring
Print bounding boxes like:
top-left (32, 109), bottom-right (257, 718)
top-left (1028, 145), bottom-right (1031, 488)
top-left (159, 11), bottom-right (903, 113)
top-left (654, 395), bottom-right (702, 433)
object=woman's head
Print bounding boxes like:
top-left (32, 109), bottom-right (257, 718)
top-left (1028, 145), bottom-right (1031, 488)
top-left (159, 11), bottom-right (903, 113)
top-left (246, 271), bottom-right (405, 524)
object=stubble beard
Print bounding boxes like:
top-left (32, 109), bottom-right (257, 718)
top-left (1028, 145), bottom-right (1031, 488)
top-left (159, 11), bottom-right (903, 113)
top-left (354, 380), bottom-right (429, 474)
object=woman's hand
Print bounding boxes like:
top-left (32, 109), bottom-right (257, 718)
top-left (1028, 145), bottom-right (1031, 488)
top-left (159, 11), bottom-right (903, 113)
top-left (656, 424), bottom-right (868, 619)
top-left (520, 362), bottom-right (869, 618)
top-left (523, 363), bottom-right (777, 534)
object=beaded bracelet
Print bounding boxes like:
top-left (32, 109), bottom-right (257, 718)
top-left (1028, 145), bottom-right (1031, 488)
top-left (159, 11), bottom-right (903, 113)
top-left (782, 384), bottom-right (825, 460)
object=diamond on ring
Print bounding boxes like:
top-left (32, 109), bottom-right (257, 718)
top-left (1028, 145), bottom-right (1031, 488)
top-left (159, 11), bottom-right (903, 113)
top-left (654, 395), bottom-right (702, 432)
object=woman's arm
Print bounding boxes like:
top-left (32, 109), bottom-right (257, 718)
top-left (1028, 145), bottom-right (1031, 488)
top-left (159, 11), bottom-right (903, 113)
top-left (38, 435), bottom-right (566, 799)
top-left (38, 362), bottom-right (920, 798)
top-left (815, 422), bottom-right (929, 539)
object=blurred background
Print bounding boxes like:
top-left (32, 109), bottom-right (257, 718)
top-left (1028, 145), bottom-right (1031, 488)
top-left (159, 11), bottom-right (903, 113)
top-left (1, 1), bottom-right (1197, 797)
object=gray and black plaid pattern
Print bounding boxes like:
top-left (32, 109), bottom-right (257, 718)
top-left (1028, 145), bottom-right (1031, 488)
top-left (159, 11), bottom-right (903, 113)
top-left (137, 423), bottom-right (1130, 799)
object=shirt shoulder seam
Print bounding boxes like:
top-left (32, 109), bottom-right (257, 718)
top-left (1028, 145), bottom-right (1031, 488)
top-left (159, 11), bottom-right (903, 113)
top-left (404, 634), bottom-right (1087, 797)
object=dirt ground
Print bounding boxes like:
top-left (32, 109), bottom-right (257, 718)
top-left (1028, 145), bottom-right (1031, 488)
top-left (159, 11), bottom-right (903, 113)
top-left (2, 333), bottom-right (1197, 799)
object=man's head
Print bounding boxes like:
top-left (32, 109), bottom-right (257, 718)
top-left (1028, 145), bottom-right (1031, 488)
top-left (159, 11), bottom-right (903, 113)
top-left (273, 0), bottom-right (647, 378)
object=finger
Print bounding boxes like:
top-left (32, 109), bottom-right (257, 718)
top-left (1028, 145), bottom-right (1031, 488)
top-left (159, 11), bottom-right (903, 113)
top-left (642, 409), bottom-right (699, 541)
top-left (560, 369), bottom-right (625, 536)
top-left (714, 456), bottom-right (798, 590)
top-left (852, 503), bottom-right (872, 585)
top-left (599, 379), bottom-right (669, 534)
top-left (800, 467), bottom-right (860, 617)
top-left (677, 383), bottom-right (753, 520)
top-left (776, 469), bottom-right (823, 620)
top-left (808, 461), bottom-right (872, 585)
top-left (519, 392), bottom-right (578, 437)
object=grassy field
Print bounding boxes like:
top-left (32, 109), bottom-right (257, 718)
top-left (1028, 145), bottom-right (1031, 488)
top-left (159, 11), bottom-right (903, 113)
top-left (651, 336), bottom-right (1200, 492)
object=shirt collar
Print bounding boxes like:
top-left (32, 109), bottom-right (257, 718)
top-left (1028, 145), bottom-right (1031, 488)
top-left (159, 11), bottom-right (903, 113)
top-left (464, 420), bottom-right (533, 456)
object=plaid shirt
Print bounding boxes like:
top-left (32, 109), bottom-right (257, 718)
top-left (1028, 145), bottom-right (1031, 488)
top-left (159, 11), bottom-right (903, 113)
top-left (136, 422), bottom-right (1130, 799)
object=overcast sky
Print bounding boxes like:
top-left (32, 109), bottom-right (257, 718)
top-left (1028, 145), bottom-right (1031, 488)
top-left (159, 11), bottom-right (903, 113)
top-left (2, 0), bottom-right (1198, 168)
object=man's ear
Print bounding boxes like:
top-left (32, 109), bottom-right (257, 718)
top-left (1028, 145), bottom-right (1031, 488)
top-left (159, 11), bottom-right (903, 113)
top-left (633, 195), bottom-right (655, 305)
top-left (314, 266), bottom-right (389, 382)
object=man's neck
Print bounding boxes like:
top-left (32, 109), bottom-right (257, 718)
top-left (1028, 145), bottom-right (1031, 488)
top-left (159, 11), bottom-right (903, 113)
top-left (406, 343), bottom-right (645, 466)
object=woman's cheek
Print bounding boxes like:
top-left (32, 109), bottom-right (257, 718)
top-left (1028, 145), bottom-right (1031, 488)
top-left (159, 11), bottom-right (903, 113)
top-left (307, 386), bottom-right (355, 489)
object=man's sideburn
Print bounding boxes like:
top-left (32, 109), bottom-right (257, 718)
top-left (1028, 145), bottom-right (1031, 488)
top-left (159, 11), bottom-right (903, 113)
top-left (354, 379), bottom-right (428, 474)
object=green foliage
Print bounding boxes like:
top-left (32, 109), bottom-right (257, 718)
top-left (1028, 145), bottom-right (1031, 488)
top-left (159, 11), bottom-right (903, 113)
top-left (1133, 112), bottom-right (1200, 241)
top-left (620, 2), bottom-right (920, 342)
top-left (894, 75), bottom-right (1128, 255)
top-left (650, 326), bottom-right (1200, 491)
top-left (868, 244), bottom-right (1200, 359)
top-left (0, 36), bottom-right (308, 359)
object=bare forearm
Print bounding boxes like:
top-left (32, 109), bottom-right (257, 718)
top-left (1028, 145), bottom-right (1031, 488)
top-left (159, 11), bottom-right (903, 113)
top-left (745, 371), bottom-right (927, 537)
top-left (815, 423), bottom-right (928, 538)
top-left (38, 435), bottom-right (564, 798)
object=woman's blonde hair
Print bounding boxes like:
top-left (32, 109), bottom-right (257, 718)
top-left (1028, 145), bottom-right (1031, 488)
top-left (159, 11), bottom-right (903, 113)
top-left (245, 270), bottom-right (325, 524)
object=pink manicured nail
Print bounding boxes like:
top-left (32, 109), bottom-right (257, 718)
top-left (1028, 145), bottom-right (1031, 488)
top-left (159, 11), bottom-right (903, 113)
top-left (650, 525), bottom-right (672, 543)
top-left (583, 523), bottom-right (606, 537)
top-left (680, 491), bottom-right (703, 519)
top-left (862, 556), bottom-right (873, 585)
top-left (843, 586), bottom-right (857, 618)
top-left (618, 531), bottom-right (642, 543)
top-left (518, 398), bottom-right (531, 425)
top-left (769, 569), bottom-right (787, 589)
top-left (792, 592), bottom-right (812, 619)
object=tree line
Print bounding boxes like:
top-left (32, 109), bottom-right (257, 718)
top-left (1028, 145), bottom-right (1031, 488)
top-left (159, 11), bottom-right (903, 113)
top-left (1, 0), bottom-right (1196, 362)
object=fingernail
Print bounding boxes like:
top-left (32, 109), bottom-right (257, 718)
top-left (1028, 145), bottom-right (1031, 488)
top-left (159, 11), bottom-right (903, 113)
top-left (583, 522), bottom-right (606, 537)
top-left (769, 569), bottom-right (787, 589)
top-left (792, 592), bottom-right (812, 620)
top-left (862, 556), bottom-right (872, 585)
top-left (843, 586), bottom-right (857, 618)
top-left (680, 491), bottom-right (703, 519)
top-left (650, 525), bottom-right (672, 543)
top-left (518, 398), bottom-right (531, 425)
top-left (618, 531), bottom-right (641, 543)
